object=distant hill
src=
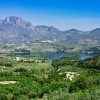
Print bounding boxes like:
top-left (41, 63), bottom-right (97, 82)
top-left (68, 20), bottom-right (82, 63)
top-left (78, 56), bottom-right (100, 70)
top-left (0, 16), bottom-right (100, 45)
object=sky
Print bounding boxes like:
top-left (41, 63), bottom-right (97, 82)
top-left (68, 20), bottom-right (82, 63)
top-left (0, 0), bottom-right (100, 31)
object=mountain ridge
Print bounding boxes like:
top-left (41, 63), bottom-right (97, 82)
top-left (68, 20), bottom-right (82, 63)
top-left (0, 16), bottom-right (100, 45)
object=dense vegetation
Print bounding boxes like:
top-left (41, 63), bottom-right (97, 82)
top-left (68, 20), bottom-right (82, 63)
top-left (0, 55), bottom-right (100, 100)
top-left (52, 55), bottom-right (80, 70)
top-left (78, 56), bottom-right (100, 70)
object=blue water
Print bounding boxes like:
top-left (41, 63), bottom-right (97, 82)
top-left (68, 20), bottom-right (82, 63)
top-left (48, 51), bottom-right (97, 61)
top-left (80, 54), bottom-right (93, 60)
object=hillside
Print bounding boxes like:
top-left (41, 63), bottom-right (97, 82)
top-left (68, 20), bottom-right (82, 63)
top-left (78, 56), bottom-right (100, 70)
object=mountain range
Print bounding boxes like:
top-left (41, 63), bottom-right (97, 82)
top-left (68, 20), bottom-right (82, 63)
top-left (0, 16), bottom-right (100, 45)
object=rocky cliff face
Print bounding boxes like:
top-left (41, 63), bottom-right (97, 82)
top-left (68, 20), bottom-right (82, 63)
top-left (1, 16), bottom-right (35, 30)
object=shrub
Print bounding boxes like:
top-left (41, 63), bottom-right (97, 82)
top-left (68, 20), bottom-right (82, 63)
top-left (14, 68), bottom-right (28, 72)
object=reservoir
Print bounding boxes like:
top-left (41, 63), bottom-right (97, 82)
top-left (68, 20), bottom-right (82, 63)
top-left (48, 51), bottom-right (99, 61)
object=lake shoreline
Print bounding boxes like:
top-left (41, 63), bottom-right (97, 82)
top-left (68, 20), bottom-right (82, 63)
top-left (47, 51), bottom-right (100, 61)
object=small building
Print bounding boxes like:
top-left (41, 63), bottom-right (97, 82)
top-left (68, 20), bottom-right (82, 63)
top-left (66, 72), bottom-right (79, 81)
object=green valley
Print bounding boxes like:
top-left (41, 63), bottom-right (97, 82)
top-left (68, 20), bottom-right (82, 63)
top-left (0, 54), bottom-right (100, 100)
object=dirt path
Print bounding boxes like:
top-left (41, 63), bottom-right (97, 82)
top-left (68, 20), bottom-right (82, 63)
top-left (0, 81), bottom-right (17, 85)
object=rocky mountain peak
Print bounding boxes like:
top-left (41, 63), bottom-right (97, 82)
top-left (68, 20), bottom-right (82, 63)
top-left (68, 28), bottom-right (80, 32)
top-left (3, 16), bottom-right (23, 24)
top-left (1, 16), bottom-right (35, 30)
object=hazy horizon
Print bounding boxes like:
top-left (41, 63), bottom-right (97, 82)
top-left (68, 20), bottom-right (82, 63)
top-left (0, 0), bottom-right (100, 31)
